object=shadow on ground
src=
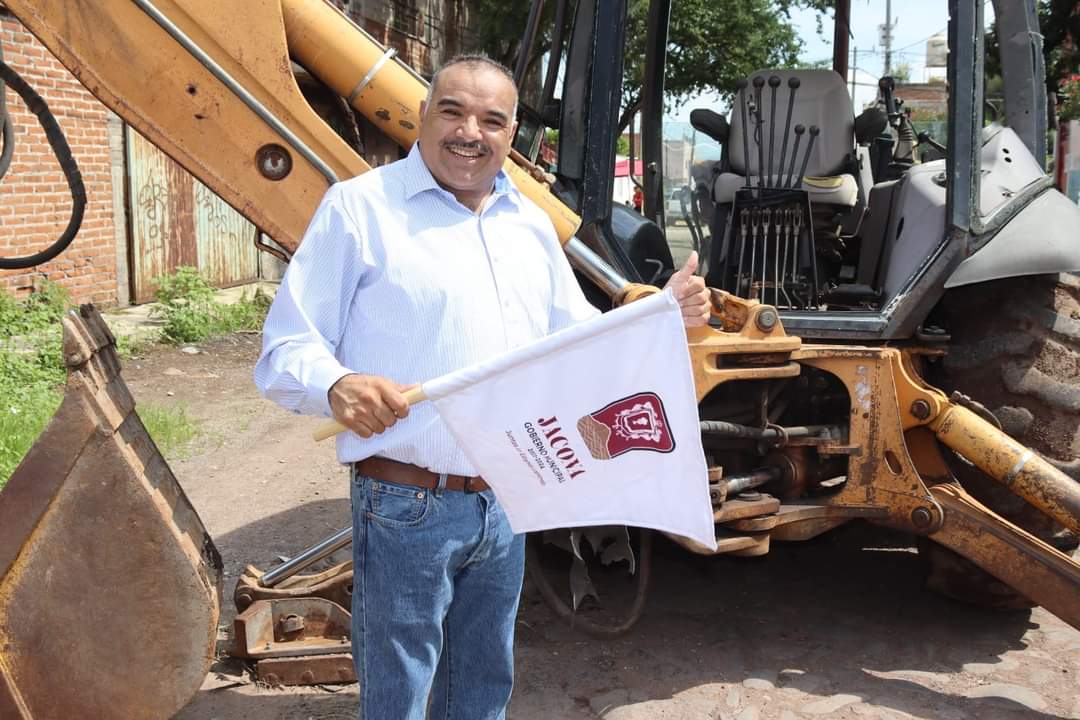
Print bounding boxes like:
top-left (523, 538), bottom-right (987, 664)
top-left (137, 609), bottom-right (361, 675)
top-left (181, 511), bottom-right (1073, 720)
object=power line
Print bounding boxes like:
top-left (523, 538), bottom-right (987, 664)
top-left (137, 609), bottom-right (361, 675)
top-left (890, 0), bottom-right (991, 53)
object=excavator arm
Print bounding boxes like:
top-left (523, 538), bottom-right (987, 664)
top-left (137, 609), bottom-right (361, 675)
top-left (1, 1), bottom-right (1078, 717)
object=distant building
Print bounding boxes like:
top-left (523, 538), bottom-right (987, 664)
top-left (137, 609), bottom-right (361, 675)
top-left (894, 82), bottom-right (948, 118)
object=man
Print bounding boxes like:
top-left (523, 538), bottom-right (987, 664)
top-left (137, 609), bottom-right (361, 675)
top-left (255, 55), bottom-right (709, 719)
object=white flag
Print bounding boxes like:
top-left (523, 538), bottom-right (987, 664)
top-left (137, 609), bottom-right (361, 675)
top-left (424, 289), bottom-right (717, 551)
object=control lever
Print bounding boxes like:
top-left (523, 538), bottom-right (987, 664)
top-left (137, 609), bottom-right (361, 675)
top-left (780, 207), bottom-right (793, 306)
top-left (795, 125), bottom-right (819, 190)
top-left (760, 208), bottom-right (772, 302)
top-left (785, 124), bottom-right (805, 188)
top-left (879, 76), bottom-right (901, 128)
top-left (749, 207), bottom-right (761, 298)
top-left (791, 207), bottom-right (803, 291)
top-left (767, 76), bottom-right (780, 188)
top-left (736, 79), bottom-right (751, 189)
top-left (735, 208), bottom-right (750, 293)
top-left (776, 77), bottom-right (799, 193)
top-left (752, 76), bottom-right (765, 194)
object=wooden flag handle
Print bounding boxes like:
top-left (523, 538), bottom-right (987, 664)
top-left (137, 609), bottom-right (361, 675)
top-left (312, 385), bottom-right (428, 442)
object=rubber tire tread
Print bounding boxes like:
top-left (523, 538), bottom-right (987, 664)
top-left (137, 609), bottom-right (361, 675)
top-left (923, 273), bottom-right (1080, 610)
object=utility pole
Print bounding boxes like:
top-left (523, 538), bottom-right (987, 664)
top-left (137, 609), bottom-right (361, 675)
top-left (880, 0), bottom-right (895, 76)
top-left (850, 46), bottom-right (857, 98)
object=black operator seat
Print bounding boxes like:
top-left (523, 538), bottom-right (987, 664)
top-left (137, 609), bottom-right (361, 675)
top-left (717, 69), bottom-right (858, 208)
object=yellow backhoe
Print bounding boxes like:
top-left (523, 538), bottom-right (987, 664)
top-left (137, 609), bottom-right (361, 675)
top-left (1, 1), bottom-right (1078, 718)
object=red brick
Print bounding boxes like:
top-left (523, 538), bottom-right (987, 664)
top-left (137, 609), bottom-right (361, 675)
top-left (0, 16), bottom-right (117, 305)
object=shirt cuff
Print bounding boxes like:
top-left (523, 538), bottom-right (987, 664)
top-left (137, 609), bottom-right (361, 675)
top-left (306, 358), bottom-right (354, 418)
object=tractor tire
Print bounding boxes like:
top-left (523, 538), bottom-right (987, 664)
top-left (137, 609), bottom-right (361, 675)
top-left (923, 273), bottom-right (1080, 609)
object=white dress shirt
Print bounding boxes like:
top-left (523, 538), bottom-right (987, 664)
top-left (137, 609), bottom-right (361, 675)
top-left (254, 143), bottom-right (599, 475)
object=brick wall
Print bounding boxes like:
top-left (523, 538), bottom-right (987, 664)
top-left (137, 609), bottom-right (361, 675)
top-left (0, 13), bottom-right (119, 305)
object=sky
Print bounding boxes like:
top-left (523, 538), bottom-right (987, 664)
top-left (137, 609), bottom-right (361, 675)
top-left (662, 0), bottom-right (994, 155)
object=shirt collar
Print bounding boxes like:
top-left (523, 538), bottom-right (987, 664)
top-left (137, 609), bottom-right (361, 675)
top-left (402, 142), bottom-right (522, 209)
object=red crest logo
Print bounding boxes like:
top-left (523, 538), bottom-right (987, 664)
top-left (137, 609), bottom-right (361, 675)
top-left (576, 392), bottom-right (675, 460)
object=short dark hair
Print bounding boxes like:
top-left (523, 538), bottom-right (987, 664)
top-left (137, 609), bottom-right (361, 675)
top-left (425, 54), bottom-right (518, 114)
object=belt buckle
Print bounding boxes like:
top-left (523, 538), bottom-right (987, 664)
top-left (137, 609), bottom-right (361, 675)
top-left (463, 476), bottom-right (482, 493)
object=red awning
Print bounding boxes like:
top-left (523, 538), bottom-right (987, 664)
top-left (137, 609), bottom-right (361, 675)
top-left (614, 158), bottom-right (644, 177)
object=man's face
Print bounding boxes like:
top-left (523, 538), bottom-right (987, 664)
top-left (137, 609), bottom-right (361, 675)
top-left (417, 64), bottom-right (518, 201)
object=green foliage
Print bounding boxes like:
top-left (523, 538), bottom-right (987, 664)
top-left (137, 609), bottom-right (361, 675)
top-left (0, 281), bottom-right (71, 489)
top-left (466, 0), bottom-right (829, 122)
top-left (1059, 75), bottom-right (1080, 123)
top-left (151, 267), bottom-right (270, 344)
top-left (0, 383), bottom-right (62, 489)
top-left (622, 0), bottom-right (830, 114)
top-left (616, 134), bottom-right (630, 155)
top-left (139, 401), bottom-right (201, 459)
top-left (986, 0), bottom-right (1080, 95)
top-left (0, 280), bottom-right (70, 340)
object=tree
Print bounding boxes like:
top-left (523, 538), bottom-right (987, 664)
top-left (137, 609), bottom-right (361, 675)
top-left (466, 0), bottom-right (829, 130)
top-left (622, 0), bottom-right (829, 124)
top-left (985, 0), bottom-right (1080, 95)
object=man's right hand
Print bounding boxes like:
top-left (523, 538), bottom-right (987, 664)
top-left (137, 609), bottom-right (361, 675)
top-left (328, 373), bottom-right (412, 438)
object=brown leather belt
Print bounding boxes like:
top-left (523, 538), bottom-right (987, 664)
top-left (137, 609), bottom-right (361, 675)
top-left (355, 456), bottom-right (490, 493)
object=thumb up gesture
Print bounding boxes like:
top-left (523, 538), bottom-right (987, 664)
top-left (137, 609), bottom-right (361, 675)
top-left (664, 251), bottom-right (711, 328)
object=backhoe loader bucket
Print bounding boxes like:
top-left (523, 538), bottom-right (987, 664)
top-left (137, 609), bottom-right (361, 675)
top-left (0, 305), bottom-right (222, 719)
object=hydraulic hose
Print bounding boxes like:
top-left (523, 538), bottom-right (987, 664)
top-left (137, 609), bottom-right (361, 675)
top-left (0, 48), bottom-right (13, 181)
top-left (0, 59), bottom-right (85, 270)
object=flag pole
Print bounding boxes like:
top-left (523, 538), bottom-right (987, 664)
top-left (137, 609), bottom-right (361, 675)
top-left (311, 385), bottom-right (428, 442)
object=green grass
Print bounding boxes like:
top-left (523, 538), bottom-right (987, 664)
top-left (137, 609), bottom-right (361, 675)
top-left (0, 267), bottom-right (259, 489)
top-left (0, 281), bottom-right (70, 490)
top-left (139, 401), bottom-right (201, 459)
top-left (0, 384), bottom-right (62, 488)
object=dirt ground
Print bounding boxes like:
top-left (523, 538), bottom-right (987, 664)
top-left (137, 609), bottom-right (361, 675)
top-left (120, 334), bottom-right (1080, 720)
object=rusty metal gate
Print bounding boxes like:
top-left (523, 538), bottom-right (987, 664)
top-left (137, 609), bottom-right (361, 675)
top-left (126, 127), bottom-right (260, 303)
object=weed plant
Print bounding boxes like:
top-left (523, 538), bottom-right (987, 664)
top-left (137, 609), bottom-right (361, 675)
top-left (152, 267), bottom-right (270, 344)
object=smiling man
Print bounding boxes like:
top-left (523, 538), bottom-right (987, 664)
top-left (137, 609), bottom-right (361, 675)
top-left (255, 55), bottom-right (709, 719)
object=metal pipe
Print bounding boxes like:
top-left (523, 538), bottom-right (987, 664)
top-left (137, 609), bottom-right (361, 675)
top-left (540, 0), bottom-right (570, 110)
top-left (700, 421), bottom-right (838, 441)
top-left (131, 0), bottom-right (340, 184)
top-left (260, 527), bottom-right (352, 587)
top-left (514, 0), bottom-right (547, 87)
top-left (564, 236), bottom-right (632, 299)
top-left (720, 467), bottom-right (780, 496)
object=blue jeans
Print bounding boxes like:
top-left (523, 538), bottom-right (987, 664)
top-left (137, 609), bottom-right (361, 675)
top-left (350, 467), bottom-right (525, 720)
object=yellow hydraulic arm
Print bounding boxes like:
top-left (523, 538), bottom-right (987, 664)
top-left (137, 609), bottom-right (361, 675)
top-left (1, 2), bottom-right (1079, 718)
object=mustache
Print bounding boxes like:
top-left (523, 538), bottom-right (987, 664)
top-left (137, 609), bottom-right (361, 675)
top-left (441, 140), bottom-right (491, 155)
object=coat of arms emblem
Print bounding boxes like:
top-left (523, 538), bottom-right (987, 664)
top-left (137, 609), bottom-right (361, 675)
top-left (576, 391), bottom-right (675, 460)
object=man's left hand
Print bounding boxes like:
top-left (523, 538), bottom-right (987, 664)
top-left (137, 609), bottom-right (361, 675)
top-left (665, 251), bottom-right (711, 327)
